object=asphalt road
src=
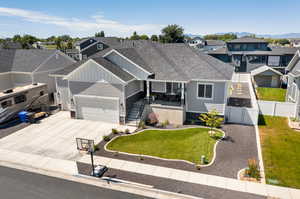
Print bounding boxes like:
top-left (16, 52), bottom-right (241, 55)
top-left (0, 166), bottom-right (153, 199)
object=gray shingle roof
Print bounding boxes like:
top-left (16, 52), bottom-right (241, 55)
top-left (0, 49), bottom-right (72, 73)
top-left (115, 42), bottom-right (233, 81)
top-left (227, 37), bottom-right (268, 43)
top-left (92, 57), bottom-right (134, 82)
top-left (50, 60), bottom-right (87, 76)
top-left (205, 40), bottom-right (225, 46)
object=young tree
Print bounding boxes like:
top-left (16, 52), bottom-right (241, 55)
top-left (130, 31), bottom-right (140, 40)
top-left (95, 31), bottom-right (105, 37)
top-left (66, 40), bottom-right (73, 49)
top-left (160, 24), bottom-right (184, 43)
top-left (150, 35), bottom-right (158, 41)
top-left (199, 110), bottom-right (224, 135)
top-left (139, 34), bottom-right (149, 40)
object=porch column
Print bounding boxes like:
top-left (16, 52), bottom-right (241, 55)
top-left (181, 82), bottom-right (185, 105)
top-left (146, 80), bottom-right (150, 103)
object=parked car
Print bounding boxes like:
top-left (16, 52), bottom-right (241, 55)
top-left (91, 165), bottom-right (108, 177)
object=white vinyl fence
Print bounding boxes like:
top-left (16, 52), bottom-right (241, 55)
top-left (258, 100), bottom-right (296, 117)
top-left (226, 73), bottom-right (259, 125)
top-left (225, 106), bottom-right (259, 125)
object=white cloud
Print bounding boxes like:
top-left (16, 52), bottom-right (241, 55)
top-left (0, 7), bottom-right (163, 36)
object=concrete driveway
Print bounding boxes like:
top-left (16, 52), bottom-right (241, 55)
top-left (0, 111), bottom-right (135, 160)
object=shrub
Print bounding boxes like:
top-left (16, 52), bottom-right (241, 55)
top-left (103, 135), bottom-right (111, 142)
top-left (147, 112), bottom-right (158, 126)
top-left (112, 128), bottom-right (119, 134)
top-left (125, 128), bottom-right (130, 134)
top-left (138, 121), bottom-right (146, 129)
top-left (245, 158), bottom-right (261, 180)
top-left (93, 144), bottom-right (99, 151)
top-left (164, 120), bottom-right (170, 126)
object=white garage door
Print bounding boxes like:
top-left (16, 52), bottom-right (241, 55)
top-left (74, 95), bottom-right (119, 123)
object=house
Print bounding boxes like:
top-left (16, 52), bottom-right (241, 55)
top-left (203, 40), bottom-right (225, 51)
top-left (186, 37), bottom-right (205, 49)
top-left (290, 39), bottom-right (300, 47)
top-left (251, 65), bottom-right (282, 88)
top-left (208, 37), bottom-right (298, 73)
top-left (285, 50), bottom-right (300, 117)
top-left (66, 37), bottom-right (121, 61)
top-left (0, 49), bottom-right (76, 99)
top-left (51, 42), bottom-right (234, 125)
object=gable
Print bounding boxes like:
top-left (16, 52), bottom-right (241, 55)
top-left (66, 60), bottom-right (125, 84)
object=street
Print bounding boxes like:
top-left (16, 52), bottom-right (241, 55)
top-left (0, 166), bottom-right (152, 199)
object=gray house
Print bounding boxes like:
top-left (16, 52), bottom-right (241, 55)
top-left (286, 50), bottom-right (300, 117)
top-left (51, 42), bottom-right (233, 125)
top-left (0, 49), bottom-right (75, 97)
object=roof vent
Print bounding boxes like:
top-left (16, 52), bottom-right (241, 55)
top-left (3, 89), bottom-right (13, 94)
top-left (32, 83), bottom-right (38, 86)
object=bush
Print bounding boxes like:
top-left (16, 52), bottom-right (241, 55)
top-left (160, 120), bottom-right (169, 128)
top-left (112, 128), bottom-right (119, 134)
top-left (103, 135), bottom-right (111, 142)
top-left (245, 158), bottom-right (261, 180)
top-left (147, 112), bottom-right (158, 126)
top-left (93, 144), bottom-right (99, 151)
top-left (138, 121), bottom-right (146, 129)
top-left (125, 128), bottom-right (130, 134)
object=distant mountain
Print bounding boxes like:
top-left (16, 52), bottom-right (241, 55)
top-left (215, 32), bottom-right (300, 39)
top-left (186, 32), bottom-right (300, 39)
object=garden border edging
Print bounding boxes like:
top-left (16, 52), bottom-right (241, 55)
top-left (103, 126), bottom-right (225, 168)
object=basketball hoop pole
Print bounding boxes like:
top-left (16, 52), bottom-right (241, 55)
top-left (90, 149), bottom-right (95, 176)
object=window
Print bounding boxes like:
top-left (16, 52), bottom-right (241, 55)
top-left (97, 43), bottom-right (103, 50)
top-left (1, 100), bottom-right (12, 108)
top-left (14, 94), bottom-right (26, 104)
top-left (197, 83), bottom-right (213, 99)
top-left (40, 91), bottom-right (44, 96)
top-left (166, 82), bottom-right (181, 94)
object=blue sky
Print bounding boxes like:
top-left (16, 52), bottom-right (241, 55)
top-left (0, 0), bottom-right (299, 38)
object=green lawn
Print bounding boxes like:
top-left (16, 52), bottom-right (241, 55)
top-left (259, 115), bottom-right (300, 188)
top-left (107, 128), bottom-right (223, 164)
top-left (256, 87), bottom-right (286, 102)
top-left (43, 44), bottom-right (57, 49)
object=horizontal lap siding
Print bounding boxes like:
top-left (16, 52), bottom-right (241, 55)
top-left (0, 73), bottom-right (13, 91)
top-left (186, 81), bottom-right (226, 115)
top-left (151, 81), bottom-right (166, 92)
top-left (10, 73), bottom-right (32, 87)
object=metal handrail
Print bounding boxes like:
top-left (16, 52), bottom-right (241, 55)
top-left (136, 99), bottom-right (146, 127)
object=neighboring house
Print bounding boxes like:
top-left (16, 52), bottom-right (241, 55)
top-left (203, 40), bottom-right (225, 51)
top-left (51, 42), bottom-right (234, 125)
top-left (208, 37), bottom-right (298, 73)
top-left (66, 37), bottom-right (121, 61)
top-left (187, 37), bottom-right (205, 49)
top-left (0, 49), bottom-right (75, 98)
top-left (0, 41), bottom-right (23, 49)
top-left (251, 65), bottom-right (282, 88)
top-left (290, 39), bottom-right (300, 47)
top-left (286, 50), bottom-right (300, 117)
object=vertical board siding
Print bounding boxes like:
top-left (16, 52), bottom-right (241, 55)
top-left (68, 61), bottom-right (124, 84)
top-left (56, 77), bottom-right (70, 110)
top-left (10, 73), bottom-right (32, 87)
top-left (151, 81), bottom-right (166, 92)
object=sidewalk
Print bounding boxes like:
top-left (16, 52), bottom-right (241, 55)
top-left (0, 149), bottom-right (78, 175)
top-left (78, 155), bottom-right (300, 199)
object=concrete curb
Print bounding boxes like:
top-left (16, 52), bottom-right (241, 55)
top-left (104, 126), bottom-right (225, 167)
top-left (254, 124), bottom-right (266, 184)
top-left (0, 160), bottom-right (203, 199)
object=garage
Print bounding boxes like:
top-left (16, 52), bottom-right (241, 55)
top-left (74, 95), bottom-right (120, 123)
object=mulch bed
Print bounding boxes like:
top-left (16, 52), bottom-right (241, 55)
top-left (94, 126), bottom-right (224, 173)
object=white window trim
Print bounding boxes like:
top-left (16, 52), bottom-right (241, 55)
top-left (197, 83), bottom-right (214, 100)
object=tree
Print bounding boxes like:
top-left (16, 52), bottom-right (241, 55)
top-left (130, 31), bottom-right (140, 40)
top-left (66, 40), bottom-right (73, 49)
top-left (95, 31), bottom-right (105, 37)
top-left (160, 24), bottom-right (184, 43)
top-left (139, 34), bottom-right (149, 40)
top-left (199, 110), bottom-right (224, 134)
top-left (55, 37), bottom-right (62, 50)
top-left (203, 33), bottom-right (237, 41)
top-left (150, 35), bottom-right (158, 41)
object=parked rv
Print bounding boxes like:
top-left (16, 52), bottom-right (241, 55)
top-left (0, 83), bottom-right (49, 124)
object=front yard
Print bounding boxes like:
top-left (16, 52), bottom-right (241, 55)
top-left (259, 115), bottom-right (300, 188)
top-left (106, 128), bottom-right (223, 164)
top-left (256, 87), bottom-right (286, 102)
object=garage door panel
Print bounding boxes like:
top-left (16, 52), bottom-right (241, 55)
top-left (74, 95), bottom-right (119, 123)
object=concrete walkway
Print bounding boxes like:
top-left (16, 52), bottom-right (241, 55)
top-left (78, 155), bottom-right (300, 199)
